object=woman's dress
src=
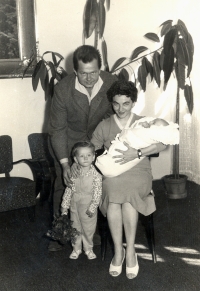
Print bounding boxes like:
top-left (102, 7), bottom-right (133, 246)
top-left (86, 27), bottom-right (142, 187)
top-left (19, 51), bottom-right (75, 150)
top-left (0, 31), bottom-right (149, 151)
top-left (91, 113), bottom-right (158, 217)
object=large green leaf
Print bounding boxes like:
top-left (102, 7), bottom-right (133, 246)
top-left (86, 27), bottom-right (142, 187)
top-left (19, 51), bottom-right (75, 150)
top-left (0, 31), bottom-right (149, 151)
top-left (44, 73), bottom-right (50, 101)
top-left (48, 61), bottom-right (56, 78)
top-left (52, 52), bottom-right (57, 67)
top-left (175, 60), bottom-right (185, 90)
top-left (111, 57), bottom-right (126, 73)
top-left (118, 68), bottom-right (129, 81)
top-left (49, 77), bottom-right (55, 98)
top-left (42, 51), bottom-right (64, 60)
top-left (160, 19), bottom-right (173, 27)
top-left (144, 33), bottom-right (160, 42)
top-left (177, 38), bottom-right (190, 69)
top-left (187, 33), bottom-right (194, 76)
top-left (138, 60), bottom-right (147, 91)
top-left (184, 84), bottom-right (193, 114)
top-left (130, 46), bottom-right (148, 60)
top-left (153, 51), bottom-right (161, 87)
top-left (143, 57), bottom-right (153, 81)
top-left (84, 0), bottom-right (98, 38)
top-left (59, 67), bottom-right (68, 79)
top-left (163, 28), bottom-right (177, 55)
top-left (160, 50), bottom-right (165, 70)
top-left (101, 39), bottom-right (109, 71)
top-left (163, 47), bottom-right (174, 84)
top-left (160, 22), bottom-right (172, 37)
top-left (32, 60), bottom-right (43, 92)
top-left (39, 61), bottom-right (48, 91)
top-left (106, 0), bottom-right (110, 10)
top-left (177, 19), bottom-right (188, 41)
top-left (98, 0), bottom-right (106, 38)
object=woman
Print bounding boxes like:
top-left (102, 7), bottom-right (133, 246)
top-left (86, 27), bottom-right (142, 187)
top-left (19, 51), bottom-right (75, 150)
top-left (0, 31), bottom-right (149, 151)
top-left (91, 80), bottom-right (166, 279)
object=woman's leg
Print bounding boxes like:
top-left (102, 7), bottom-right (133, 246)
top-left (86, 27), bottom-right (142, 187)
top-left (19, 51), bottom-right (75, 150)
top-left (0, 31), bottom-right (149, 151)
top-left (122, 202), bottom-right (138, 267)
top-left (107, 202), bottom-right (124, 266)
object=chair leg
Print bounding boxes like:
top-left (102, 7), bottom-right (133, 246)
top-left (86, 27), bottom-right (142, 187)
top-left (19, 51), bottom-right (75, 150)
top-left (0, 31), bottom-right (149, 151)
top-left (101, 216), bottom-right (108, 261)
top-left (147, 213), bottom-right (157, 263)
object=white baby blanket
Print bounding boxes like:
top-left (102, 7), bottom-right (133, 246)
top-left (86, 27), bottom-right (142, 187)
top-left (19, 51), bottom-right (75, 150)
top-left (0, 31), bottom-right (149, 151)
top-left (95, 117), bottom-right (179, 177)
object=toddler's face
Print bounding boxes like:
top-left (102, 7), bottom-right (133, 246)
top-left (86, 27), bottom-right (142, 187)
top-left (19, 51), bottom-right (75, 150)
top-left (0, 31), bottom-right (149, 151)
top-left (74, 147), bottom-right (95, 167)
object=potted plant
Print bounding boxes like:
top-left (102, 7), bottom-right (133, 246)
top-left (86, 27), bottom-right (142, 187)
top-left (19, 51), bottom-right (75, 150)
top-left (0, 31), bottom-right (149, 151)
top-left (23, 49), bottom-right (68, 100)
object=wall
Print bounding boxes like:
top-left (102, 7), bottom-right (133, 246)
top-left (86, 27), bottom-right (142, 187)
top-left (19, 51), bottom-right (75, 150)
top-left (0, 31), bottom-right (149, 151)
top-left (0, 0), bottom-right (198, 180)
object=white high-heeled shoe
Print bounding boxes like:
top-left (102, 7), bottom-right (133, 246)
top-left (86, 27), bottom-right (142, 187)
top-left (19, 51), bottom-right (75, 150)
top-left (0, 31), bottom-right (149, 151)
top-left (126, 254), bottom-right (139, 279)
top-left (109, 248), bottom-right (125, 277)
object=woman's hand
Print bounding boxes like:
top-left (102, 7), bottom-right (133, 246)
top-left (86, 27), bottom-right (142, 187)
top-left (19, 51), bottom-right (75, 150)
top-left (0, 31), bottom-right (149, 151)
top-left (112, 142), bottom-right (138, 164)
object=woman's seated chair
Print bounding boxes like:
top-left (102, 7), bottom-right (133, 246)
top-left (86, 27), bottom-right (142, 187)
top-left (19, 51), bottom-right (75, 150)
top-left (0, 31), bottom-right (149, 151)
top-left (0, 135), bottom-right (36, 221)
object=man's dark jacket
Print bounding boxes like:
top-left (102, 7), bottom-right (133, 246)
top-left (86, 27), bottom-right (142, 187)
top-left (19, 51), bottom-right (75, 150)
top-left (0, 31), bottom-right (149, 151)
top-left (49, 70), bottom-right (117, 162)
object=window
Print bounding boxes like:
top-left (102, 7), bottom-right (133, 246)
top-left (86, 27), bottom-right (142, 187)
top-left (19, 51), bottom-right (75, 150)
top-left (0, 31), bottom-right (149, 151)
top-left (0, 0), bottom-right (36, 78)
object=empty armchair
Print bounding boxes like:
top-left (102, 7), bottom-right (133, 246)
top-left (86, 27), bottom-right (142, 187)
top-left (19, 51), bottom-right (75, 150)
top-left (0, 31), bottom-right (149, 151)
top-left (0, 135), bottom-right (36, 220)
top-left (28, 133), bottom-right (56, 202)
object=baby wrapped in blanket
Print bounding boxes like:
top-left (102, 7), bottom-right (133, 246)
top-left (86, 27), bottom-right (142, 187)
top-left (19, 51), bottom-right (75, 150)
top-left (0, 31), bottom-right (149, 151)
top-left (95, 117), bottom-right (179, 177)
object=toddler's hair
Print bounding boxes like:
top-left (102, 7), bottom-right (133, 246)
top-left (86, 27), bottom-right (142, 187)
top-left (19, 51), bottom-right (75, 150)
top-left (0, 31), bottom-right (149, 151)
top-left (71, 141), bottom-right (95, 157)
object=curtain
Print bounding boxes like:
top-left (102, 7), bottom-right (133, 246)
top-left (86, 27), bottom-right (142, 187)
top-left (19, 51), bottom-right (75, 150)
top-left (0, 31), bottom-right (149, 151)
top-left (179, 90), bottom-right (200, 184)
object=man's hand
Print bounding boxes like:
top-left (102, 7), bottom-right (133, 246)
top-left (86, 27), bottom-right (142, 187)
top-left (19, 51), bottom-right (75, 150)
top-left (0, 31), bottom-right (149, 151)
top-left (61, 162), bottom-right (73, 187)
top-left (86, 209), bottom-right (95, 218)
top-left (71, 163), bottom-right (81, 179)
top-left (112, 142), bottom-right (138, 164)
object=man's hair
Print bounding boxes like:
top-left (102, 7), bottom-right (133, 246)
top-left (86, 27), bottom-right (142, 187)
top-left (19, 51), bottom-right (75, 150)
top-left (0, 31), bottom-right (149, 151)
top-left (71, 141), bottom-right (95, 157)
top-left (73, 45), bottom-right (102, 71)
top-left (107, 80), bottom-right (138, 102)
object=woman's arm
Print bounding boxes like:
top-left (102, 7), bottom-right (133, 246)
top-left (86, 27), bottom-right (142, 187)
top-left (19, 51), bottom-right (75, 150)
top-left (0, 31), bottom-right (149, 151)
top-left (113, 142), bottom-right (167, 164)
top-left (91, 120), bottom-right (105, 150)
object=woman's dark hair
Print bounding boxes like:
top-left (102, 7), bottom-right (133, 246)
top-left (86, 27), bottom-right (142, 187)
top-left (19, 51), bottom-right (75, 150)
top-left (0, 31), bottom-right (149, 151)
top-left (107, 80), bottom-right (138, 102)
top-left (73, 45), bottom-right (102, 71)
top-left (71, 141), bottom-right (95, 157)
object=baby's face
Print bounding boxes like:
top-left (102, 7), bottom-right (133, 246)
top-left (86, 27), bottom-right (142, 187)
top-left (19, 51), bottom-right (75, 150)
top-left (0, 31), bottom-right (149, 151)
top-left (74, 147), bottom-right (95, 167)
top-left (138, 121), bottom-right (150, 128)
top-left (149, 118), bottom-right (168, 127)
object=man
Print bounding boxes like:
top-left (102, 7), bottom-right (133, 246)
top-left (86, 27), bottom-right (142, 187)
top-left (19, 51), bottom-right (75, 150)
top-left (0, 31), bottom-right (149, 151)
top-left (48, 45), bottom-right (117, 251)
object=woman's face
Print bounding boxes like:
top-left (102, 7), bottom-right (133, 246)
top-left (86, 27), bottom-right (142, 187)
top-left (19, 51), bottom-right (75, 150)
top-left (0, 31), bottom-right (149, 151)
top-left (112, 94), bottom-right (134, 119)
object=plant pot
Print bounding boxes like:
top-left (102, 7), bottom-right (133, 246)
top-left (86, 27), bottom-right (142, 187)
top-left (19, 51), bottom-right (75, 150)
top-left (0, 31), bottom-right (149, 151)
top-left (163, 174), bottom-right (188, 199)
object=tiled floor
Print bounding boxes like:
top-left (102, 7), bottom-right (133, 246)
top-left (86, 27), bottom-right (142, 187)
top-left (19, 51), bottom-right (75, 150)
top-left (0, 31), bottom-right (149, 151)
top-left (0, 180), bottom-right (200, 291)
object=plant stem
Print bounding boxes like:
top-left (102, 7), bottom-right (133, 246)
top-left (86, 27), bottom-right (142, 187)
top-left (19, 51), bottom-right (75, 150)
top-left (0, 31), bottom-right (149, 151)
top-left (174, 85), bottom-right (180, 179)
top-left (112, 46), bottom-right (163, 73)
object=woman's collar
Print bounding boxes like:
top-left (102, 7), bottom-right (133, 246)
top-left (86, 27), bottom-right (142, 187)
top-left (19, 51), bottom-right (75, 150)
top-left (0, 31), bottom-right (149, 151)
top-left (114, 112), bottom-right (134, 130)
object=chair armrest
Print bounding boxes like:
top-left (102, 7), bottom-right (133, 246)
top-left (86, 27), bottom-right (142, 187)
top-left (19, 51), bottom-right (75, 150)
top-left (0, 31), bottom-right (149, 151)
top-left (13, 158), bottom-right (51, 180)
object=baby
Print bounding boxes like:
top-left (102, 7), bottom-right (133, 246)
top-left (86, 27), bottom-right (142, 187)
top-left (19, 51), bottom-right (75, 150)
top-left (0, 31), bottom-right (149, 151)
top-left (95, 117), bottom-right (179, 177)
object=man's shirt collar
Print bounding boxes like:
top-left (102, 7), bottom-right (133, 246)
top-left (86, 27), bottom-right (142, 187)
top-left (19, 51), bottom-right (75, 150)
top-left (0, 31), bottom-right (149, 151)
top-left (75, 75), bottom-right (103, 103)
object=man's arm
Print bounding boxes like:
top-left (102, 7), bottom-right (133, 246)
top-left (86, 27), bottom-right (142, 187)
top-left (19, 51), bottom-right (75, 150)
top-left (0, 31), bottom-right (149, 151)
top-left (48, 82), bottom-right (69, 161)
top-left (48, 79), bottom-right (74, 186)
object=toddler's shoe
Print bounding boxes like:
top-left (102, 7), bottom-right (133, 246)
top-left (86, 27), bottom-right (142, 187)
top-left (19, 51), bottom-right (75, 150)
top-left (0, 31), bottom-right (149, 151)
top-left (85, 249), bottom-right (97, 260)
top-left (69, 249), bottom-right (82, 259)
